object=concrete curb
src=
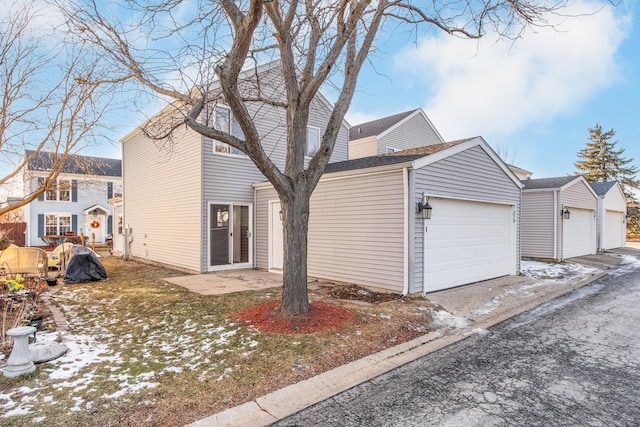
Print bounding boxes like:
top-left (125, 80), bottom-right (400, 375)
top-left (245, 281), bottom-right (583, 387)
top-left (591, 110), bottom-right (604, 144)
top-left (187, 270), bottom-right (609, 427)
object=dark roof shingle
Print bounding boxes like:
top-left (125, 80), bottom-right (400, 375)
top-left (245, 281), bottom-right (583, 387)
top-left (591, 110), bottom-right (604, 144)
top-left (589, 181), bottom-right (617, 196)
top-left (521, 176), bottom-right (579, 190)
top-left (349, 109), bottom-right (419, 141)
top-left (26, 150), bottom-right (122, 177)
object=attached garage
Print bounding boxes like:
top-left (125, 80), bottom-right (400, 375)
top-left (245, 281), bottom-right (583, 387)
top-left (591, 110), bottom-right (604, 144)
top-left (521, 176), bottom-right (598, 261)
top-left (591, 181), bottom-right (627, 251)
top-left (255, 137), bottom-right (522, 295)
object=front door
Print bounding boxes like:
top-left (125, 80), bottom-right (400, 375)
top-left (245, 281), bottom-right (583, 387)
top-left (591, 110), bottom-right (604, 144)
top-left (209, 203), bottom-right (251, 270)
top-left (86, 214), bottom-right (107, 244)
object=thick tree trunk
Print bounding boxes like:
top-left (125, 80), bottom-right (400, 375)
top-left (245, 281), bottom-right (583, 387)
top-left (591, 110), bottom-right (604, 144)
top-left (280, 189), bottom-right (311, 316)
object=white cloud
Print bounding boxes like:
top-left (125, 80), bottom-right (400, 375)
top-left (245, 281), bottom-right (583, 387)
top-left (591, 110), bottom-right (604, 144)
top-left (393, 2), bottom-right (630, 140)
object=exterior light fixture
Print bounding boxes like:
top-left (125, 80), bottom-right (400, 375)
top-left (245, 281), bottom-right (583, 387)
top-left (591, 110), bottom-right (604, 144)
top-left (562, 208), bottom-right (571, 220)
top-left (417, 198), bottom-right (433, 220)
top-left (93, 210), bottom-right (98, 217)
top-left (279, 210), bottom-right (283, 221)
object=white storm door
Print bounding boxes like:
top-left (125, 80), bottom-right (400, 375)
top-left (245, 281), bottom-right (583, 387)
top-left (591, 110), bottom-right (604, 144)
top-left (562, 208), bottom-right (595, 259)
top-left (270, 201), bottom-right (284, 271)
top-left (209, 203), bottom-right (251, 269)
top-left (424, 198), bottom-right (514, 293)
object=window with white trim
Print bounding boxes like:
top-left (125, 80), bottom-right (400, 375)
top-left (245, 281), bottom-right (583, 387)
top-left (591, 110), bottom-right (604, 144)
top-left (45, 179), bottom-right (71, 201)
top-left (386, 147), bottom-right (399, 154)
top-left (45, 214), bottom-right (71, 235)
top-left (209, 106), bottom-right (245, 156)
top-left (306, 126), bottom-right (320, 157)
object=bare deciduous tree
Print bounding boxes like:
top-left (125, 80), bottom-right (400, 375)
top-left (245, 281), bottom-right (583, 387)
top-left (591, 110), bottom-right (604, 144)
top-left (61, 0), bottom-right (578, 316)
top-left (0, 3), bottom-right (111, 218)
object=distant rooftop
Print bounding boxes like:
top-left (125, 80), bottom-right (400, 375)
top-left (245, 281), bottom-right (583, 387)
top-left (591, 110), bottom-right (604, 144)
top-left (349, 109), bottom-right (419, 141)
top-left (26, 150), bottom-right (122, 177)
top-left (589, 181), bottom-right (617, 196)
top-left (521, 176), bottom-right (580, 190)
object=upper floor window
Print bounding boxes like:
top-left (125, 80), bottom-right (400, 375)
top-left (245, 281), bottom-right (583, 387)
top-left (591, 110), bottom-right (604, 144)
top-left (45, 179), bottom-right (71, 202)
top-left (386, 147), bottom-right (399, 154)
top-left (306, 126), bottom-right (320, 157)
top-left (208, 105), bottom-right (245, 156)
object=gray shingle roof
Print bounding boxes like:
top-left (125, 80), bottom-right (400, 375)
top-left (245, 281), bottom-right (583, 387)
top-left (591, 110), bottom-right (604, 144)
top-left (521, 176), bottom-right (579, 190)
top-left (349, 109), bottom-right (419, 141)
top-left (26, 150), bottom-right (122, 177)
top-left (324, 140), bottom-right (468, 174)
top-left (590, 181), bottom-right (617, 196)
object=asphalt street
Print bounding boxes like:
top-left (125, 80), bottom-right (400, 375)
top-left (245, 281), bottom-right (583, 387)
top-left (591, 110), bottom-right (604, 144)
top-left (274, 257), bottom-right (640, 426)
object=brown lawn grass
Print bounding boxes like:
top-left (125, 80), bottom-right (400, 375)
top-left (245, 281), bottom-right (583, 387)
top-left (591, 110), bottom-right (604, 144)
top-left (0, 257), bottom-right (437, 426)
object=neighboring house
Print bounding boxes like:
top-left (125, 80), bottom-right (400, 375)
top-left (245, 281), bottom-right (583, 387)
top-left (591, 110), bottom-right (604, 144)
top-left (23, 151), bottom-right (122, 247)
top-left (349, 109), bottom-right (445, 159)
top-left (120, 63), bottom-right (350, 273)
top-left (508, 164), bottom-right (533, 180)
top-left (590, 181), bottom-right (627, 251)
top-left (255, 137), bottom-right (523, 294)
top-left (521, 176), bottom-right (598, 260)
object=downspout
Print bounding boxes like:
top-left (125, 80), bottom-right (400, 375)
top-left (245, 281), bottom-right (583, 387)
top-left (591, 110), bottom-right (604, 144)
top-left (403, 167), bottom-right (410, 296)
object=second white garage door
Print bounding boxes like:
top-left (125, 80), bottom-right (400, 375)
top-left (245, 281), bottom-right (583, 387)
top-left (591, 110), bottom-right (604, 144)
top-left (562, 207), bottom-right (596, 259)
top-left (604, 210), bottom-right (625, 250)
top-left (424, 198), bottom-right (515, 293)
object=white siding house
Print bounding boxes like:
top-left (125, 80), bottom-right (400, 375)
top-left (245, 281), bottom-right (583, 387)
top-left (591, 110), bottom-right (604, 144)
top-left (349, 109), bottom-right (444, 159)
top-left (120, 64), bottom-right (350, 273)
top-left (521, 176), bottom-right (598, 260)
top-left (590, 181), bottom-right (627, 251)
top-left (23, 151), bottom-right (122, 247)
top-left (255, 137), bottom-right (522, 294)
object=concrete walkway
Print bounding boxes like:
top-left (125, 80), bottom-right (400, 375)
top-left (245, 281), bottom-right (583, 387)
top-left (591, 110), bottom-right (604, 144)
top-left (187, 250), bottom-right (633, 427)
top-left (164, 270), bottom-right (283, 296)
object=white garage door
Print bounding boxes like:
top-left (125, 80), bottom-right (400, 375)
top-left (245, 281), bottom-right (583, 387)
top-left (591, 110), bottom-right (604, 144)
top-left (562, 207), bottom-right (595, 259)
top-left (424, 198), bottom-right (515, 293)
top-left (604, 210), bottom-right (624, 249)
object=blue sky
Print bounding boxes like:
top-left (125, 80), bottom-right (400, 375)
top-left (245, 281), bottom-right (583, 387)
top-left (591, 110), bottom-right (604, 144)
top-left (70, 0), bottom-right (640, 186)
top-left (345, 0), bottom-right (639, 182)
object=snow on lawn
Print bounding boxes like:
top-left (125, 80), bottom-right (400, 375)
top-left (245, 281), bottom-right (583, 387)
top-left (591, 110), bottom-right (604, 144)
top-left (520, 260), bottom-right (598, 280)
top-left (0, 286), bottom-right (261, 421)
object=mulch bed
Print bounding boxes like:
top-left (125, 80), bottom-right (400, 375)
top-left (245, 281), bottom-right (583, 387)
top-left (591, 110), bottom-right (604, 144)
top-left (235, 300), bottom-right (353, 334)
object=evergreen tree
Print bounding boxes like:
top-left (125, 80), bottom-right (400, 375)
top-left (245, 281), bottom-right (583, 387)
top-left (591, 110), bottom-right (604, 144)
top-left (575, 124), bottom-right (640, 201)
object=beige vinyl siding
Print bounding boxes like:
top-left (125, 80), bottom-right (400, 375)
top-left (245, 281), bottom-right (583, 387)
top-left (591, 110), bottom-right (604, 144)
top-left (123, 126), bottom-right (202, 272)
top-left (255, 169), bottom-right (406, 292)
top-left (349, 136), bottom-right (377, 159)
top-left (378, 113), bottom-right (443, 152)
top-left (602, 185), bottom-right (627, 212)
top-left (521, 191), bottom-right (556, 258)
top-left (411, 145), bottom-right (521, 294)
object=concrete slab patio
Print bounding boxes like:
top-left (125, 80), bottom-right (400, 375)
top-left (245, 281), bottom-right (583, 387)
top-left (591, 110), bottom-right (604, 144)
top-left (164, 269), bottom-right (283, 296)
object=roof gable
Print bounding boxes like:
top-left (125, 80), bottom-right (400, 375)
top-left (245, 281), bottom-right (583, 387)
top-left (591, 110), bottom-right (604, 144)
top-left (521, 176), bottom-right (579, 190)
top-left (25, 150), bottom-right (122, 177)
top-left (349, 109), bottom-right (419, 140)
top-left (589, 181), bottom-right (617, 196)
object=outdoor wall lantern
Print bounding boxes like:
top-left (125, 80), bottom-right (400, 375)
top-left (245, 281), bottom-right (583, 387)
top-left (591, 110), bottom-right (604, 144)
top-left (562, 208), bottom-right (571, 220)
top-left (417, 198), bottom-right (433, 220)
top-left (93, 210), bottom-right (98, 217)
top-left (279, 210), bottom-right (283, 221)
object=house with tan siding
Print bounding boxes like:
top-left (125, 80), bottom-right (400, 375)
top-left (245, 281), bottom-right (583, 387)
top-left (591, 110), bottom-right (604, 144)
top-left (119, 64), bottom-right (350, 273)
top-left (521, 176), bottom-right (598, 260)
top-left (349, 109), bottom-right (444, 159)
top-left (255, 137), bottom-right (523, 295)
top-left (590, 181), bottom-right (627, 251)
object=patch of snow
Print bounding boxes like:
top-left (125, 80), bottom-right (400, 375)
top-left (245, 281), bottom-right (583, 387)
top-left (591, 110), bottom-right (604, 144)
top-left (103, 381), bottom-right (159, 399)
top-left (431, 310), bottom-right (469, 330)
top-left (609, 254), bottom-right (640, 277)
top-left (521, 260), bottom-right (598, 280)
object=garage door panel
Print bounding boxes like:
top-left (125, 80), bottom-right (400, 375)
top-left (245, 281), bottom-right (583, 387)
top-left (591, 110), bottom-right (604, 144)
top-left (563, 207), bottom-right (595, 259)
top-left (424, 198), bottom-right (514, 293)
top-left (604, 210), bottom-right (624, 249)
